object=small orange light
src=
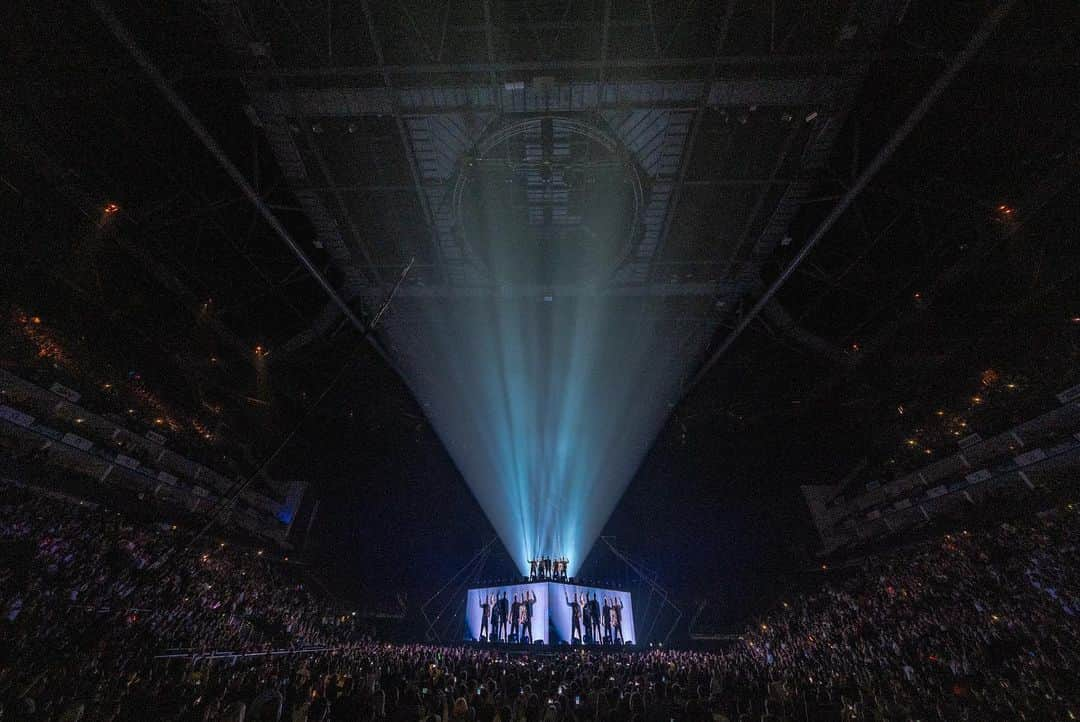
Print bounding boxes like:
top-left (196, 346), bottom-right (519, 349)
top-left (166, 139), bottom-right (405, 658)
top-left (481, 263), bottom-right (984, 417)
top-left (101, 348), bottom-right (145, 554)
top-left (31, 316), bottom-right (42, 324)
top-left (850, 342), bottom-right (860, 352)
top-left (913, 292), bottom-right (922, 300)
top-left (104, 202), bottom-right (120, 215)
top-left (935, 409), bottom-right (945, 416)
top-left (971, 395), bottom-right (983, 404)
top-left (154, 417), bottom-right (164, 425)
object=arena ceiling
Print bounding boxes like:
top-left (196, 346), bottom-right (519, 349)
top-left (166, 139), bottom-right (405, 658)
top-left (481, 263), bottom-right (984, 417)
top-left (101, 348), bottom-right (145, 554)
top-left (2, 0), bottom-right (1078, 487)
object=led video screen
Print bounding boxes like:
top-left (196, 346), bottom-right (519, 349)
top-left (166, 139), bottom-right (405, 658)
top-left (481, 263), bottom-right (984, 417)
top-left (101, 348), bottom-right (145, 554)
top-left (465, 582), bottom-right (548, 644)
top-left (464, 582), bottom-right (634, 645)
top-left (548, 583), bottom-right (635, 645)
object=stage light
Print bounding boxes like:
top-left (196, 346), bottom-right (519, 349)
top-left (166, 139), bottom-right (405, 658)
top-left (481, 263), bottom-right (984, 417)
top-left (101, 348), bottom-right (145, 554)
top-left (103, 202), bottom-right (120, 215)
top-left (971, 395), bottom-right (983, 405)
top-left (31, 316), bottom-right (42, 324)
top-left (376, 136), bottom-right (706, 575)
top-left (75, 418), bottom-right (84, 424)
top-left (850, 342), bottom-right (860, 352)
top-left (906, 439), bottom-right (918, 446)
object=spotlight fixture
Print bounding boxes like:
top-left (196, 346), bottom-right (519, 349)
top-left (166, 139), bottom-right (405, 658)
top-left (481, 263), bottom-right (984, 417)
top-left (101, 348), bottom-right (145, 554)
top-left (103, 202), bottom-right (120, 215)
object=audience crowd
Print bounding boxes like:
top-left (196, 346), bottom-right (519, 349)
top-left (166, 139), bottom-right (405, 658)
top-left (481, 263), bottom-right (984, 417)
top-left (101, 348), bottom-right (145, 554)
top-left (2, 479), bottom-right (1078, 721)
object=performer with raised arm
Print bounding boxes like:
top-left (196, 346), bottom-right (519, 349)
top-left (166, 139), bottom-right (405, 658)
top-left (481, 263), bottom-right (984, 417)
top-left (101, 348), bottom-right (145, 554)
top-left (587, 592), bottom-right (602, 643)
top-left (521, 590), bottom-right (536, 643)
top-left (497, 591), bottom-right (509, 642)
top-left (479, 593), bottom-right (492, 641)
top-left (565, 589), bottom-right (583, 643)
top-left (602, 596), bottom-right (613, 645)
top-left (490, 591), bottom-right (503, 642)
top-left (510, 594), bottom-right (521, 642)
top-left (612, 595), bottom-right (624, 644)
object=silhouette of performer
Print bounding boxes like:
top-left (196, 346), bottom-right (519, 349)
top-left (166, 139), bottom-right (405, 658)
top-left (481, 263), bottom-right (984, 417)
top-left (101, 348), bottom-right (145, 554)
top-left (602, 596), bottom-right (612, 644)
top-left (587, 593), bottom-right (602, 643)
top-left (497, 592), bottom-right (509, 642)
top-left (566, 590), bottom-right (583, 643)
top-left (529, 558), bottom-right (537, 579)
top-left (490, 591), bottom-right (503, 642)
top-left (611, 596), bottom-right (624, 644)
top-left (479, 593), bottom-right (492, 641)
top-left (521, 590), bottom-right (536, 643)
top-left (510, 594), bottom-right (521, 642)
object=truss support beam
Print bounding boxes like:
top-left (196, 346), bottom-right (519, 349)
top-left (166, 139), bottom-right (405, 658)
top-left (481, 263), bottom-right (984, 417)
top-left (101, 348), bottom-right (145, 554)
top-left (683, 0), bottom-right (1018, 394)
top-left (360, 0), bottom-right (448, 285)
top-left (90, 0), bottom-right (402, 372)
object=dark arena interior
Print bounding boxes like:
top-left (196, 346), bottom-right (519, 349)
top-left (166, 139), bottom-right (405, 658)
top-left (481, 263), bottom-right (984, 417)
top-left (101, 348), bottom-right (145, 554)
top-left (3, 0), bottom-right (1080, 720)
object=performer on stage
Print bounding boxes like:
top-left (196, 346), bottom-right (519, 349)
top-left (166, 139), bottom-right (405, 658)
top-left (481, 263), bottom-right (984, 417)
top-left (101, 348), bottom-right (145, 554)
top-left (529, 558), bottom-right (537, 580)
top-left (565, 589), bottom-right (583, 643)
top-left (602, 596), bottom-right (613, 645)
top-left (497, 592), bottom-right (509, 642)
top-left (479, 593), bottom-right (493, 642)
top-left (587, 592), bottom-right (602, 643)
top-left (521, 590), bottom-right (535, 643)
top-left (611, 596), bottom-right (624, 644)
top-left (510, 594), bottom-right (521, 642)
